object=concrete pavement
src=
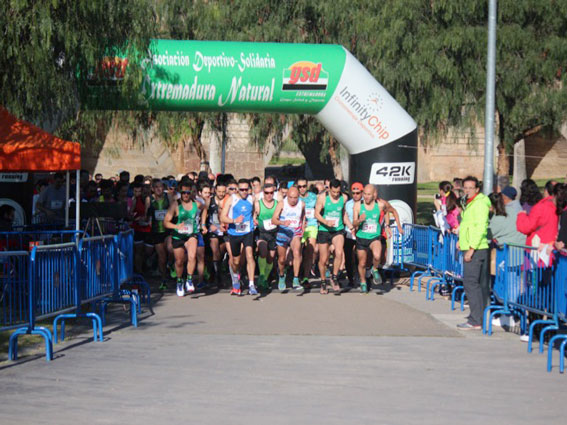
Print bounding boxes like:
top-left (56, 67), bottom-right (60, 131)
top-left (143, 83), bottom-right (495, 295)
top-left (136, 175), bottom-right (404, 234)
top-left (0, 281), bottom-right (564, 425)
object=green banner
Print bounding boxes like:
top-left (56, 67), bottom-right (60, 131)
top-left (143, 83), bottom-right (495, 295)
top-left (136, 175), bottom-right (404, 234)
top-left (87, 40), bottom-right (346, 113)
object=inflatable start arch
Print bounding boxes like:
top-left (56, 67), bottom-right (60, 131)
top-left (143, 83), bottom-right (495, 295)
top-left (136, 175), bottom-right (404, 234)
top-left (88, 40), bottom-right (417, 222)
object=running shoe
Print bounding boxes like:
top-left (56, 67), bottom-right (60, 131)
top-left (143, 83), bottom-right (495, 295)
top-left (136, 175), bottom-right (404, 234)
top-left (301, 277), bottom-right (310, 289)
top-left (196, 281), bottom-right (207, 291)
top-left (159, 280), bottom-right (168, 291)
top-left (248, 284), bottom-right (258, 296)
top-left (278, 275), bottom-right (286, 291)
top-left (176, 282), bottom-right (185, 297)
top-left (185, 279), bottom-right (195, 294)
top-left (360, 282), bottom-right (368, 293)
top-left (372, 268), bottom-right (382, 284)
top-left (230, 287), bottom-right (242, 296)
top-left (292, 277), bottom-right (303, 291)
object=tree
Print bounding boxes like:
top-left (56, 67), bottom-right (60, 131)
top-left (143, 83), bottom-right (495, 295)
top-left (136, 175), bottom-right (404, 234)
top-left (0, 1), bottom-right (157, 129)
top-left (361, 0), bottom-right (567, 177)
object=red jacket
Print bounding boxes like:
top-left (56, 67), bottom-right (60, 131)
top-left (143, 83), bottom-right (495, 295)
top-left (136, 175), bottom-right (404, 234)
top-left (516, 196), bottom-right (558, 246)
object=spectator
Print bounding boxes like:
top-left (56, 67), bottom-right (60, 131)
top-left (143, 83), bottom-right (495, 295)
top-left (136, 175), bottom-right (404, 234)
top-left (434, 181), bottom-right (453, 212)
top-left (519, 179), bottom-right (542, 214)
top-left (457, 176), bottom-right (491, 330)
top-left (517, 181), bottom-right (558, 263)
top-left (488, 187), bottom-right (525, 246)
top-left (119, 170), bottom-right (130, 184)
top-left (452, 178), bottom-right (463, 198)
top-left (83, 181), bottom-right (99, 202)
top-left (36, 173), bottom-right (66, 221)
top-left (250, 176), bottom-right (262, 196)
top-left (0, 204), bottom-right (15, 231)
top-left (32, 179), bottom-right (49, 218)
top-left (554, 184), bottom-right (567, 251)
top-left (98, 180), bottom-right (116, 202)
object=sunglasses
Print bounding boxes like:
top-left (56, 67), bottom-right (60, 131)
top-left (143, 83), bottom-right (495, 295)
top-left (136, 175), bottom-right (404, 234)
top-left (297, 184), bottom-right (307, 188)
top-left (238, 188), bottom-right (249, 192)
top-left (180, 191), bottom-right (191, 195)
top-left (352, 191), bottom-right (361, 195)
top-left (264, 190), bottom-right (274, 195)
top-left (228, 187), bottom-right (237, 191)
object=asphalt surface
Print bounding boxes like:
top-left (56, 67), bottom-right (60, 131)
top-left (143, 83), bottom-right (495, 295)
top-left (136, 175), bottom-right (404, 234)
top-left (0, 280), bottom-right (565, 425)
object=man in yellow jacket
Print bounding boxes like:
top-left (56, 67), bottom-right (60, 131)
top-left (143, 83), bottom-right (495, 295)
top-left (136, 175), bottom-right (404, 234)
top-left (457, 176), bottom-right (491, 330)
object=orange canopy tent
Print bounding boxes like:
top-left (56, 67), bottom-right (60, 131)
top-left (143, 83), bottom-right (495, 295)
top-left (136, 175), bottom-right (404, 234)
top-left (0, 106), bottom-right (80, 171)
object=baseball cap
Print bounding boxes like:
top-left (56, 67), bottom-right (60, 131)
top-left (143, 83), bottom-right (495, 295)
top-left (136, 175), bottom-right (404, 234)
top-left (501, 186), bottom-right (517, 200)
top-left (351, 182), bottom-right (364, 191)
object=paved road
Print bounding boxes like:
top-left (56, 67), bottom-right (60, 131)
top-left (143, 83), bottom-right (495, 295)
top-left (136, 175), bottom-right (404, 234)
top-left (0, 282), bottom-right (564, 425)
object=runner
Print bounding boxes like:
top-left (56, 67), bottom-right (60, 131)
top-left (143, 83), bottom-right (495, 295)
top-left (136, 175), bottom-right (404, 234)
top-left (272, 186), bottom-right (305, 291)
top-left (315, 179), bottom-right (348, 294)
top-left (220, 178), bottom-right (258, 296)
top-left (130, 182), bottom-right (151, 274)
top-left (205, 181), bottom-right (227, 288)
top-left (147, 179), bottom-right (173, 291)
top-left (298, 177), bottom-right (318, 288)
top-left (254, 183), bottom-right (278, 291)
top-left (344, 182), bottom-right (363, 287)
top-left (195, 182), bottom-right (212, 290)
top-left (164, 180), bottom-right (205, 297)
top-left (353, 184), bottom-right (403, 293)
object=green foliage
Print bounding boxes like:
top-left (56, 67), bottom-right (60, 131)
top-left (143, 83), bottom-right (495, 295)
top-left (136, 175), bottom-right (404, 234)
top-left (0, 0), bottom-right (157, 126)
top-left (2, 0), bottom-right (566, 164)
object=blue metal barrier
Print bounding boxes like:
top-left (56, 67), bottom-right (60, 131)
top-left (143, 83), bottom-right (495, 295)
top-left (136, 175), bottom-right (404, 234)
top-left (53, 236), bottom-right (117, 343)
top-left (0, 251), bottom-right (30, 331)
top-left (4, 230), bottom-right (145, 361)
top-left (547, 253), bottom-right (567, 372)
top-left (0, 230), bottom-right (83, 252)
top-left (403, 224), bottom-right (433, 292)
top-left (115, 230), bottom-right (152, 316)
top-left (8, 242), bottom-right (79, 362)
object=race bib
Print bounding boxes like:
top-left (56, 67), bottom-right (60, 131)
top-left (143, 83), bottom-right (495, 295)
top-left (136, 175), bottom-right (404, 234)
top-left (305, 208), bottom-right (315, 219)
top-left (50, 200), bottom-right (63, 209)
top-left (178, 222), bottom-right (193, 235)
top-left (235, 221), bottom-right (251, 233)
top-left (326, 217), bottom-right (339, 228)
top-left (362, 222), bottom-right (378, 233)
top-left (288, 218), bottom-right (300, 228)
top-left (263, 219), bottom-right (276, 231)
top-left (211, 212), bottom-right (220, 225)
top-left (154, 210), bottom-right (167, 221)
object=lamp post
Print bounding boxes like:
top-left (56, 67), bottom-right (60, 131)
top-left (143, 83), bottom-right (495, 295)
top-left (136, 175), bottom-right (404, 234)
top-left (483, 0), bottom-right (497, 194)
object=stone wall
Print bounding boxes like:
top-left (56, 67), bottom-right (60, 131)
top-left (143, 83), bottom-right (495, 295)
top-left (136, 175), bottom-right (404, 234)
top-left (82, 115), bottom-right (567, 182)
top-left (82, 114), bottom-right (264, 179)
top-left (417, 126), bottom-right (567, 182)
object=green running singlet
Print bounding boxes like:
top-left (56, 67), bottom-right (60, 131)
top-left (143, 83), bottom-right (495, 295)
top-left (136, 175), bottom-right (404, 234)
top-left (356, 201), bottom-right (381, 239)
top-left (319, 195), bottom-right (345, 232)
top-left (258, 198), bottom-right (278, 232)
top-left (172, 201), bottom-right (199, 240)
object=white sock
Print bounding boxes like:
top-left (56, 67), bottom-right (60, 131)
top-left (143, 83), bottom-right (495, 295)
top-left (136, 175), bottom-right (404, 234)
top-left (249, 280), bottom-right (255, 287)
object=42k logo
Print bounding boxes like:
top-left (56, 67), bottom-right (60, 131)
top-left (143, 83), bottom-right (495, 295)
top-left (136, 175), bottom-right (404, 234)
top-left (369, 162), bottom-right (415, 185)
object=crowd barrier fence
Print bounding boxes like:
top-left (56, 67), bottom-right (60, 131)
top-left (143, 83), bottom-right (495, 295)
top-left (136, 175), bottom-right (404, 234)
top-left (1, 229), bottom-right (146, 362)
top-left (390, 224), bottom-right (567, 373)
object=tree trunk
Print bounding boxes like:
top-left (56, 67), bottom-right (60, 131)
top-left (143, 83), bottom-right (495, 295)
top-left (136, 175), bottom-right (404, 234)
top-left (327, 137), bottom-right (343, 180)
top-left (512, 138), bottom-right (527, 190)
top-left (297, 138), bottom-right (335, 180)
top-left (496, 141), bottom-right (510, 176)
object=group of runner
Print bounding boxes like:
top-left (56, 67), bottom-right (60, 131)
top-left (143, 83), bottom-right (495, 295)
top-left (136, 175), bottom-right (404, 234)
top-left (135, 174), bottom-right (403, 297)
